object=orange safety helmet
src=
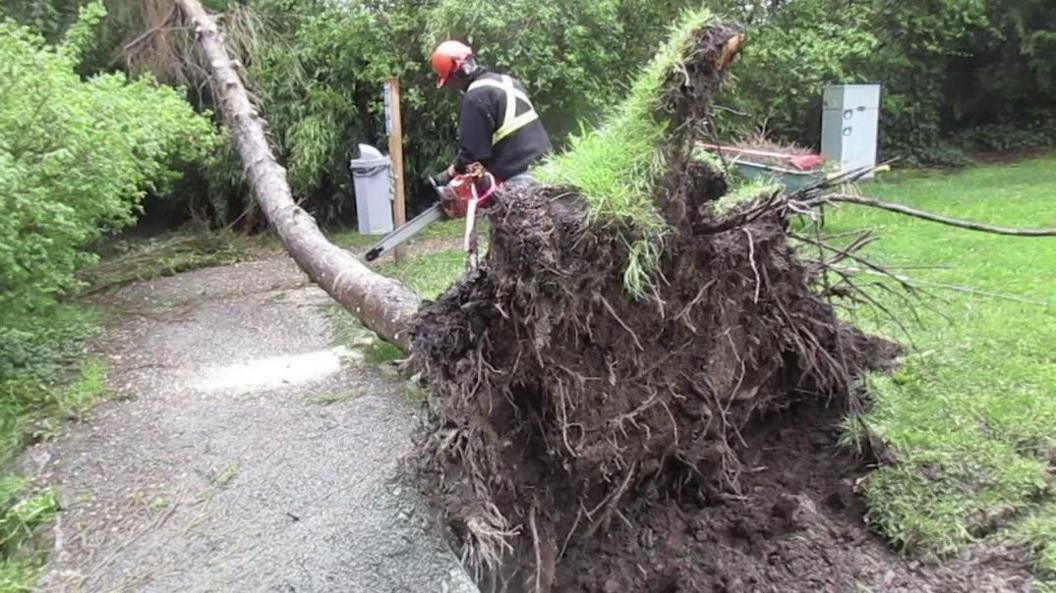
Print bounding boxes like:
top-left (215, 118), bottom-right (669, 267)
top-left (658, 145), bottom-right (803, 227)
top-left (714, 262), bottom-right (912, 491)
top-left (430, 40), bottom-right (473, 88)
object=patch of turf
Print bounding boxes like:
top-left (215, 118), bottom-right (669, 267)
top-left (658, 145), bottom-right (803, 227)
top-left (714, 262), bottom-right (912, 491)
top-left (331, 218), bottom-right (472, 255)
top-left (415, 218), bottom-right (474, 241)
top-left (1013, 502), bottom-right (1056, 576)
top-left (322, 302), bottom-right (404, 365)
top-left (305, 392), bottom-right (359, 406)
top-left (536, 9), bottom-right (712, 229)
top-left (322, 304), bottom-right (373, 350)
top-left (535, 8), bottom-right (714, 296)
top-left (827, 154), bottom-right (1056, 567)
top-left (329, 228), bottom-right (384, 251)
top-left (59, 359), bottom-right (109, 418)
top-left (363, 341), bottom-right (404, 365)
top-left (376, 250), bottom-right (466, 301)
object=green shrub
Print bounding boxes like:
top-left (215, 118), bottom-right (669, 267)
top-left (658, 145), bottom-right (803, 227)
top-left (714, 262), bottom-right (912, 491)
top-left (0, 3), bottom-right (216, 376)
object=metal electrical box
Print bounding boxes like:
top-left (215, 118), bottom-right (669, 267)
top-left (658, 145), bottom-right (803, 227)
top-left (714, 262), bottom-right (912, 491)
top-left (821, 84), bottom-right (881, 179)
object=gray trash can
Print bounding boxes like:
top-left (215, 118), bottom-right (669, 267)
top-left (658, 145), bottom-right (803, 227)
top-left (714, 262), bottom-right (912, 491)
top-left (349, 144), bottom-right (394, 235)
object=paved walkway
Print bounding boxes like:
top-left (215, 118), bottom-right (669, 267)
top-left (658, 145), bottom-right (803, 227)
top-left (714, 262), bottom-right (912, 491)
top-left (21, 258), bottom-right (476, 593)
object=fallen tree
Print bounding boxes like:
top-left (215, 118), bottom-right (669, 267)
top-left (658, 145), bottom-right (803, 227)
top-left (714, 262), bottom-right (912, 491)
top-left (170, 4), bottom-right (1049, 591)
top-left (174, 0), bottom-right (420, 350)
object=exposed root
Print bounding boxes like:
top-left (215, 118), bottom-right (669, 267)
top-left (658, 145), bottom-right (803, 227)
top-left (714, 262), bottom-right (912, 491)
top-left (811, 193), bottom-right (1056, 237)
top-left (463, 503), bottom-right (520, 573)
top-left (410, 157), bottom-right (896, 590)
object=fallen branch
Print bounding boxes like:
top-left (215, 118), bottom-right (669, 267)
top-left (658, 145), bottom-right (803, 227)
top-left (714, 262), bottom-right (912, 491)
top-left (812, 194), bottom-right (1056, 237)
top-left (175, 0), bottom-right (420, 350)
top-left (121, 5), bottom-right (179, 53)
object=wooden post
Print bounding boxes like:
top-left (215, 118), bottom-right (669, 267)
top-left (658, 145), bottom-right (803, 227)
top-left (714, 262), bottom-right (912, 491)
top-left (385, 77), bottom-right (406, 263)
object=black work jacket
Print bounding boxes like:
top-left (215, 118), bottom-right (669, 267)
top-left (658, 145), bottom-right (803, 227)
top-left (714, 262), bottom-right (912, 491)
top-left (454, 70), bottom-right (552, 181)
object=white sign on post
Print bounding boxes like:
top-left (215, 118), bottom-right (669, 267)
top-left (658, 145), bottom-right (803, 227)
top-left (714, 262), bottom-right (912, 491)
top-left (382, 81), bottom-right (393, 136)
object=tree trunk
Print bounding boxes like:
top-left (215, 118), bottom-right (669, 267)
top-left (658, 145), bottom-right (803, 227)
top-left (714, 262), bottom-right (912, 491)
top-left (175, 0), bottom-right (420, 351)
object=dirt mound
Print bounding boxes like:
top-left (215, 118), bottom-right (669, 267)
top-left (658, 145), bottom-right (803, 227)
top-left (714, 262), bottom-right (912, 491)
top-left (410, 173), bottom-right (888, 587)
top-left (405, 17), bottom-right (1022, 593)
top-left (557, 403), bottom-right (1032, 593)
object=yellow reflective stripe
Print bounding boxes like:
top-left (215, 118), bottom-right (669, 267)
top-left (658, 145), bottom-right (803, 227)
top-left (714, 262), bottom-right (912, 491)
top-left (502, 76), bottom-right (517, 135)
top-left (467, 76), bottom-right (539, 145)
top-left (493, 110), bottom-right (539, 143)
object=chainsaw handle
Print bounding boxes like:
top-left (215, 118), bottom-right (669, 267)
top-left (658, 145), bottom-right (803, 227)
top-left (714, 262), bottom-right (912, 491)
top-left (427, 175), bottom-right (448, 202)
top-left (429, 168), bottom-right (454, 188)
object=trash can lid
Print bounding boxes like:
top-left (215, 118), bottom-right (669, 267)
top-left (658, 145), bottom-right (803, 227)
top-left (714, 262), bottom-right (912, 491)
top-left (349, 157), bottom-right (390, 169)
top-left (356, 143), bottom-right (384, 159)
top-left (349, 143), bottom-right (390, 170)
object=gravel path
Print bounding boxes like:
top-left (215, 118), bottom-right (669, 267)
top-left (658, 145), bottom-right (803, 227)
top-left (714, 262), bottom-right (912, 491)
top-left (20, 257), bottom-right (477, 593)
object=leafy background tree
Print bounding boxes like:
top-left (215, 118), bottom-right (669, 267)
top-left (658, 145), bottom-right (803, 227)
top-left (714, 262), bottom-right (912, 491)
top-left (4, 0), bottom-right (1053, 231)
top-left (215, 0), bottom-right (704, 224)
top-left (717, 0), bottom-right (1056, 164)
top-left (1, 0), bottom-right (701, 227)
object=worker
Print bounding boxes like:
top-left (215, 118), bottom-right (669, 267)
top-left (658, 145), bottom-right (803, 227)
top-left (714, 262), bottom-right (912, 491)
top-left (429, 40), bottom-right (552, 195)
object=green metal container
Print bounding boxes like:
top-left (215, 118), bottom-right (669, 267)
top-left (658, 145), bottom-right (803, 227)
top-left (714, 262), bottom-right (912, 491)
top-left (731, 161), bottom-right (824, 192)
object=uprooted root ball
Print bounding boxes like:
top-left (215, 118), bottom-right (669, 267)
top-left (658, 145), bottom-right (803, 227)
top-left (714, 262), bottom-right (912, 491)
top-left (409, 17), bottom-right (892, 593)
top-left (410, 175), bottom-right (891, 587)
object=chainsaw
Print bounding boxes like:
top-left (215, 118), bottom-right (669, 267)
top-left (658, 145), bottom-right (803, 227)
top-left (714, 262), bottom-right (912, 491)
top-left (362, 170), bottom-right (497, 269)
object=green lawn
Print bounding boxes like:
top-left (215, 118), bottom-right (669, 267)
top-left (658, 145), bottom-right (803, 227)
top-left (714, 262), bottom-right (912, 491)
top-left (336, 216), bottom-right (480, 300)
top-left (330, 218), bottom-right (471, 252)
top-left (375, 250), bottom-right (467, 300)
top-left (823, 155), bottom-right (1056, 574)
top-left (378, 154), bottom-right (1056, 578)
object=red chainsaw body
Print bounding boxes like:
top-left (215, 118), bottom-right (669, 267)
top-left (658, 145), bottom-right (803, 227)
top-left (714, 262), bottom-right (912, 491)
top-left (440, 173), bottom-right (497, 219)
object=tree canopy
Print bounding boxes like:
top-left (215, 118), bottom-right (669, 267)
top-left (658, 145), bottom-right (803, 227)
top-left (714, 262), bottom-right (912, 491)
top-left (1, 0), bottom-right (1052, 223)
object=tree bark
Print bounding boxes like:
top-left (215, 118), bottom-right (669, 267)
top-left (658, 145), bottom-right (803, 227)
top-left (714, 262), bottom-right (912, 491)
top-left (175, 0), bottom-right (420, 351)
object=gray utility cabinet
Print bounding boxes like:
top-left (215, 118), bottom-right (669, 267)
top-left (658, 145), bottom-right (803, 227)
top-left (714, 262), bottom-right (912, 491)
top-left (821, 84), bottom-right (881, 179)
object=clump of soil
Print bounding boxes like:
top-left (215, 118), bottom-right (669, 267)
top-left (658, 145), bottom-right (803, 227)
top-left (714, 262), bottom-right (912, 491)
top-left (407, 18), bottom-right (1030, 593)
top-left (556, 403), bottom-right (1032, 593)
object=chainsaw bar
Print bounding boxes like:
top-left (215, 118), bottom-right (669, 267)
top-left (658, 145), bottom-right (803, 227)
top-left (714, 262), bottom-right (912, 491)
top-left (363, 202), bottom-right (445, 262)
